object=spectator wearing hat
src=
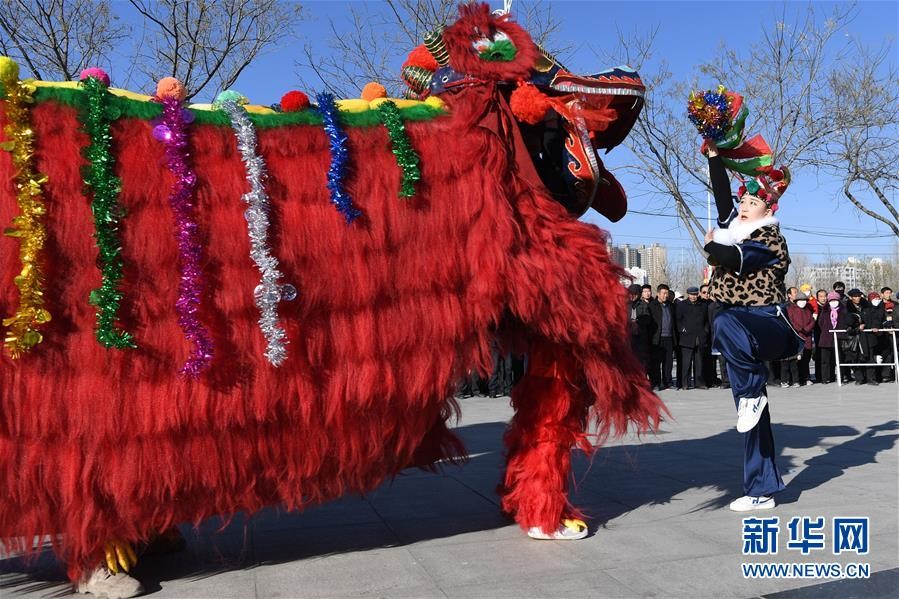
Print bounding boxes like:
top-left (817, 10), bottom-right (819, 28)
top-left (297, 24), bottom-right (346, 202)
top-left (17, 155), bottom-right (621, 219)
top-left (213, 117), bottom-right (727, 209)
top-left (861, 291), bottom-right (887, 385)
top-left (833, 281), bottom-right (847, 303)
top-left (675, 286), bottom-right (709, 389)
top-left (781, 292), bottom-right (815, 386)
top-left (844, 289), bottom-right (868, 384)
top-left (816, 291), bottom-right (854, 384)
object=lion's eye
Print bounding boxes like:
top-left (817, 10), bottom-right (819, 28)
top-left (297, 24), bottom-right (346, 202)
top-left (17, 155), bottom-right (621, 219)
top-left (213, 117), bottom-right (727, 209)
top-left (472, 30), bottom-right (516, 61)
top-left (472, 37), bottom-right (492, 54)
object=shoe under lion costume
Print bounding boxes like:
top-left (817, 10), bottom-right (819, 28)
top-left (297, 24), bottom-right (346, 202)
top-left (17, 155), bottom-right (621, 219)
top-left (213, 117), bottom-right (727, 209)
top-left (1, 3), bottom-right (665, 580)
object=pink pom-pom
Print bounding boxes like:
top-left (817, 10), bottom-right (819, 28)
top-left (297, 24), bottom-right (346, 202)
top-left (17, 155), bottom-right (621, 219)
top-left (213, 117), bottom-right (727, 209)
top-left (80, 67), bottom-right (110, 86)
top-left (280, 90), bottom-right (310, 112)
top-left (156, 77), bottom-right (187, 101)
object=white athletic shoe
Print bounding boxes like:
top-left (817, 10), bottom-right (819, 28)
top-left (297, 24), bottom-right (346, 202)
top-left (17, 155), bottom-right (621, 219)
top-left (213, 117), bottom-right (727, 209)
top-left (729, 495), bottom-right (776, 512)
top-left (527, 518), bottom-right (589, 540)
top-left (736, 396), bottom-right (768, 433)
top-left (76, 566), bottom-right (144, 599)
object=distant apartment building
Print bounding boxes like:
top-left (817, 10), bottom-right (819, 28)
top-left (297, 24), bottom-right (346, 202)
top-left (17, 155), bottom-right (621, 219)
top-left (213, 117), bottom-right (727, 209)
top-left (608, 241), bottom-right (667, 286)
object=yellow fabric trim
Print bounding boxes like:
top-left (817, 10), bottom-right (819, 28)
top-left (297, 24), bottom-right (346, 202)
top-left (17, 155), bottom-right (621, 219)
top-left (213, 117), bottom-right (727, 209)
top-left (29, 80), bottom-right (445, 114)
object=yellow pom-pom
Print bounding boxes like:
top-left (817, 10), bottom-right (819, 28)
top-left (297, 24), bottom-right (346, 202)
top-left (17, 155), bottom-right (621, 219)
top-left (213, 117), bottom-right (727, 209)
top-left (361, 82), bottom-right (387, 102)
top-left (156, 77), bottom-right (186, 101)
top-left (424, 96), bottom-right (445, 110)
top-left (0, 57), bottom-right (20, 83)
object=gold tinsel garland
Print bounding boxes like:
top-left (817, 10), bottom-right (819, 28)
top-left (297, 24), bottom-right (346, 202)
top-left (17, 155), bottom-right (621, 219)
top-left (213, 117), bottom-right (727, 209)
top-left (1, 57), bottom-right (51, 358)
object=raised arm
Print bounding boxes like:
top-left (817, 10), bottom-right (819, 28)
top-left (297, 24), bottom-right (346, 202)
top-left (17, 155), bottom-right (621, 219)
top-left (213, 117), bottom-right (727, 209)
top-left (707, 144), bottom-right (737, 226)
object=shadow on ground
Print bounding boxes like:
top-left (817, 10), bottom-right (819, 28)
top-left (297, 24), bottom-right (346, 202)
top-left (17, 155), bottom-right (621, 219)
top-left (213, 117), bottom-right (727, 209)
top-left (2, 418), bottom-right (896, 596)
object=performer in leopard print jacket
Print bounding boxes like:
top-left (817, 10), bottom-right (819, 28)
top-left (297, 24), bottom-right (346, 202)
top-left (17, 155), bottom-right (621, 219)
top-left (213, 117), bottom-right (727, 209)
top-left (703, 141), bottom-right (803, 513)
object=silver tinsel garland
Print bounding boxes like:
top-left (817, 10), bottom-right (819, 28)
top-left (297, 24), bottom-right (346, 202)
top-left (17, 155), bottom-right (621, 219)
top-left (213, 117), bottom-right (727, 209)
top-left (219, 100), bottom-right (295, 366)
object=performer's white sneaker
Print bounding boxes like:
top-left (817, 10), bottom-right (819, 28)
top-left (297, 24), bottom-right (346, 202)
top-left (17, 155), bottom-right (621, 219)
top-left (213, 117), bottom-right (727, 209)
top-left (527, 518), bottom-right (589, 540)
top-left (76, 566), bottom-right (144, 598)
top-left (729, 495), bottom-right (776, 512)
top-left (736, 396), bottom-right (768, 433)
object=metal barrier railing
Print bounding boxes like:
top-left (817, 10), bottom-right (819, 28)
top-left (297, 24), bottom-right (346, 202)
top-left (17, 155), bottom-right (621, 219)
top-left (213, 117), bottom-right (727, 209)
top-left (830, 328), bottom-right (899, 387)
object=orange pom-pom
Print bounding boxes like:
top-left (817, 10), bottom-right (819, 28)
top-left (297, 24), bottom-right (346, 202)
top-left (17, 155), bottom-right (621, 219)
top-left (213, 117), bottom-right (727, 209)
top-left (402, 44), bottom-right (439, 72)
top-left (509, 82), bottom-right (551, 125)
top-left (156, 77), bottom-right (186, 101)
top-left (361, 82), bottom-right (387, 102)
top-left (280, 90), bottom-right (309, 112)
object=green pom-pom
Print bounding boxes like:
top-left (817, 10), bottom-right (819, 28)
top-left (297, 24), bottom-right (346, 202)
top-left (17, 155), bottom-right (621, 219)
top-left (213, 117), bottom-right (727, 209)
top-left (214, 89), bottom-right (247, 106)
top-left (745, 179), bottom-right (760, 195)
top-left (479, 40), bottom-right (517, 62)
top-left (0, 57), bottom-right (20, 82)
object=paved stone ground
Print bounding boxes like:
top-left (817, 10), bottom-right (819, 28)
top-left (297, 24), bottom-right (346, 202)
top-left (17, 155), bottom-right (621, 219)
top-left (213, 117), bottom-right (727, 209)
top-left (2, 383), bottom-right (897, 598)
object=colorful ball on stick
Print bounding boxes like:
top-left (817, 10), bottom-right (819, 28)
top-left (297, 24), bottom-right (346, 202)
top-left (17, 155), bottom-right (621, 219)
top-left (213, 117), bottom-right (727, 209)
top-left (687, 84), bottom-right (733, 141)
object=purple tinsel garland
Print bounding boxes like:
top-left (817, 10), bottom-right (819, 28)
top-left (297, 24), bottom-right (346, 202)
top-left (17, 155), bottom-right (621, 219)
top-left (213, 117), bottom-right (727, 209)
top-left (153, 99), bottom-right (214, 376)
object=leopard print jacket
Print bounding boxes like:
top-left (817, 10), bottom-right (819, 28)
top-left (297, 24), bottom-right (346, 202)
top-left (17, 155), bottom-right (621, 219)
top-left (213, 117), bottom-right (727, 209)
top-left (709, 225), bottom-right (789, 306)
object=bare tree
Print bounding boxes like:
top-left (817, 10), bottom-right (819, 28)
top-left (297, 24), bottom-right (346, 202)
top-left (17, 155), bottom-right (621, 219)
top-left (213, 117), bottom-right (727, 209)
top-left (0, 0), bottom-right (128, 80)
top-left (815, 42), bottom-right (899, 237)
top-left (297, 0), bottom-right (568, 98)
top-left (600, 3), bottom-right (889, 259)
top-left (599, 26), bottom-right (710, 255)
top-left (699, 3), bottom-right (858, 169)
top-left (128, 0), bottom-right (302, 101)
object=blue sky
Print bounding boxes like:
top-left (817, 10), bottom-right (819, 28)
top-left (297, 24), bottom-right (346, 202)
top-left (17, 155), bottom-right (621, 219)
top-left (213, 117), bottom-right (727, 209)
top-left (110, 1), bottom-right (897, 264)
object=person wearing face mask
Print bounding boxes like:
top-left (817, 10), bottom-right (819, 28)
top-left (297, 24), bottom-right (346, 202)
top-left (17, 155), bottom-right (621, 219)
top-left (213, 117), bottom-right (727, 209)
top-left (833, 281), bottom-right (847, 304)
top-left (783, 292), bottom-right (815, 386)
top-left (861, 291), bottom-right (887, 385)
top-left (812, 289), bottom-right (828, 382)
top-left (845, 289), bottom-right (869, 384)
top-left (702, 140), bottom-right (803, 512)
top-left (816, 291), bottom-right (854, 384)
top-left (880, 287), bottom-right (895, 382)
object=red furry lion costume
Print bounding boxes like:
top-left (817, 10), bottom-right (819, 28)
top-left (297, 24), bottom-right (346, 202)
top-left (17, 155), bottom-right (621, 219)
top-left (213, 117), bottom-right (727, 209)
top-left (1, 3), bottom-right (664, 579)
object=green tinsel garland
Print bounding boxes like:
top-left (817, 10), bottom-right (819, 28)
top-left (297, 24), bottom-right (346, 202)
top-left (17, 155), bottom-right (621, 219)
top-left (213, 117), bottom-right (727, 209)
top-left (80, 76), bottom-right (135, 349)
top-left (376, 100), bottom-right (421, 198)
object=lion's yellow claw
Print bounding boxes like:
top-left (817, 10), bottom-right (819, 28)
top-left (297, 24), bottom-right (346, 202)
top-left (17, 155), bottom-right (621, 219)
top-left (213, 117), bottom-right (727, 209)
top-left (563, 518), bottom-right (587, 532)
top-left (114, 541), bottom-right (131, 572)
top-left (104, 542), bottom-right (118, 573)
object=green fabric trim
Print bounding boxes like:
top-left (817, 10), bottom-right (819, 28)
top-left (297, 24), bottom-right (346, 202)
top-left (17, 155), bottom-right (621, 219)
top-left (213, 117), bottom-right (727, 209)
top-left (479, 40), bottom-right (517, 62)
top-left (721, 154), bottom-right (773, 176)
top-left (25, 85), bottom-right (446, 128)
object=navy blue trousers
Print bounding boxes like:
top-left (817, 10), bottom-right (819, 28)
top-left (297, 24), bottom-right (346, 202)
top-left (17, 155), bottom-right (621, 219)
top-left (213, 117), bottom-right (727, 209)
top-left (713, 305), bottom-right (803, 496)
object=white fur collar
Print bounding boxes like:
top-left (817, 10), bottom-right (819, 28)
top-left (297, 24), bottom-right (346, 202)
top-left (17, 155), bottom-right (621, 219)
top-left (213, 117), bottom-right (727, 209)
top-left (711, 215), bottom-right (779, 246)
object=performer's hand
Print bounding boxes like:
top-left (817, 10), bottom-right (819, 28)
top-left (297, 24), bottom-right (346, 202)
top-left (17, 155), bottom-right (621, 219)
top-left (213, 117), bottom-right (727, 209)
top-left (704, 229), bottom-right (714, 244)
top-left (706, 139), bottom-right (718, 157)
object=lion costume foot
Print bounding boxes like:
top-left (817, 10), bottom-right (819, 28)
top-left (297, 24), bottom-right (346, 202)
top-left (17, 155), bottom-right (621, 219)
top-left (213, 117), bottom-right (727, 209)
top-left (76, 565), bottom-right (144, 599)
top-left (75, 540), bottom-right (143, 599)
top-left (527, 518), bottom-right (589, 541)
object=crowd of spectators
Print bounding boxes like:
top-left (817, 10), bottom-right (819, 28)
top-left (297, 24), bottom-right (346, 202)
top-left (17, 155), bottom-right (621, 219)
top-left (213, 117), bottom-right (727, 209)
top-left (628, 281), bottom-right (897, 389)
